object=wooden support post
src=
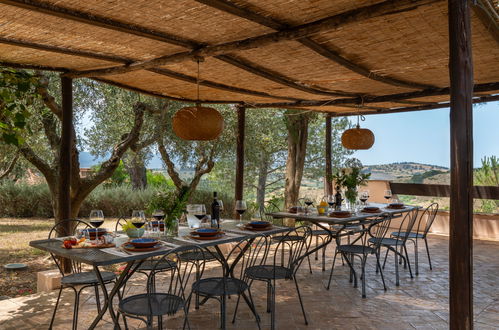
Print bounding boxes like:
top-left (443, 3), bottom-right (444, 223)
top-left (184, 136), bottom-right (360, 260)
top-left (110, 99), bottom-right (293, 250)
top-left (59, 76), bottom-right (72, 222)
top-left (234, 105), bottom-right (245, 218)
top-left (325, 114), bottom-right (333, 196)
top-left (448, 1), bottom-right (474, 329)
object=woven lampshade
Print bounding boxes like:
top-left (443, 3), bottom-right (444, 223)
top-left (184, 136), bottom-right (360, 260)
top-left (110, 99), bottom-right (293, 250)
top-left (341, 126), bottom-right (375, 150)
top-left (172, 105), bottom-right (224, 141)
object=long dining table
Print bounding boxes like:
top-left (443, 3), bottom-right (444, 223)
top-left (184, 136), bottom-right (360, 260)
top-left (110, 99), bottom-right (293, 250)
top-left (29, 220), bottom-right (290, 329)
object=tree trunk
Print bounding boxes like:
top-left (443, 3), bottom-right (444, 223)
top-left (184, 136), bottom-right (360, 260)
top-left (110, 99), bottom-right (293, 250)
top-left (256, 153), bottom-right (270, 214)
top-left (124, 154), bottom-right (147, 190)
top-left (284, 111), bottom-right (309, 209)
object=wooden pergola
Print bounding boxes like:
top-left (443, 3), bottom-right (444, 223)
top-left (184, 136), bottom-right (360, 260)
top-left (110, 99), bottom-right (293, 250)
top-left (1, 0), bottom-right (498, 328)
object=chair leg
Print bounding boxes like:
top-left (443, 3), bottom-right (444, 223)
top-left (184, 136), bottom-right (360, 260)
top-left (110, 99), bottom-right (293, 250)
top-left (395, 246), bottom-right (400, 287)
top-left (232, 294), bottom-right (242, 324)
top-left (241, 291), bottom-right (261, 328)
top-left (183, 293), bottom-right (193, 330)
top-left (376, 252), bottom-right (387, 291)
top-left (343, 253), bottom-right (358, 288)
top-left (424, 237), bottom-right (433, 270)
top-left (195, 265), bottom-right (200, 310)
top-left (412, 239), bottom-right (419, 276)
top-left (158, 315), bottom-right (163, 329)
top-left (94, 285), bottom-right (101, 313)
top-left (306, 254), bottom-right (313, 274)
top-left (326, 250), bottom-right (339, 290)
top-left (293, 277), bottom-right (308, 325)
top-left (270, 282), bottom-right (276, 330)
top-left (220, 294), bottom-right (227, 330)
top-left (382, 247), bottom-right (389, 269)
top-left (73, 287), bottom-right (83, 330)
top-left (315, 235), bottom-right (319, 260)
top-left (403, 245), bottom-right (413, 278)
top-left (322, 241), bottom-right (326, 272)
top-left (361, 256), bottom-right (367, 298)
top-left (49, 286), bottom-right (63, 329)
top-left (266, 281), bottom-right (271, 313)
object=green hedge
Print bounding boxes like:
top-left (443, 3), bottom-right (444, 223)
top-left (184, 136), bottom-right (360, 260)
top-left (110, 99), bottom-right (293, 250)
top-left (0, 182), bottom-right (235, 218)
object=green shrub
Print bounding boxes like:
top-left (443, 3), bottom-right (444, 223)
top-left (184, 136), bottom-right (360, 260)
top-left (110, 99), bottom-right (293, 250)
top-left (0, 182), bottom-right (236, 218)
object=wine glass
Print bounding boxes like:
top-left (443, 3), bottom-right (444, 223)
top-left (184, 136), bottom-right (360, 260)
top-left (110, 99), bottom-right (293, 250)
top-left (131, 210), bottom-right (146, 228)
top-left (89, 210), bottom-right (104, 228)
top-left (304, 196), bottom-right (314, 214)
top-left (327, 195), bottom-right (335, 212)
top-left (384, 190), bottom-right (392, 203)
top-left (360, 190), bottom-right (369, 206)
top-left (235, 200), bottom-right (247, 222)
top-left (194, 204), bottom-right (207, 222)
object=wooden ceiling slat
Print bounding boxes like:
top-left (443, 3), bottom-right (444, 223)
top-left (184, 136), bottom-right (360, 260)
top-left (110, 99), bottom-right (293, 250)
top-left (195, 0), bottom-right (435, 90)
top-left (472, 0), bottom-right (499, 45)
top-left (64, 0), bottom-right (441, 78)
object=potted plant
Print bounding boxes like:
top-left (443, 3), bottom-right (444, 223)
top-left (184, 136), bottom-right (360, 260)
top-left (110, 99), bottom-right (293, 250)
top-left (148, 186), bottom-right (191, 237)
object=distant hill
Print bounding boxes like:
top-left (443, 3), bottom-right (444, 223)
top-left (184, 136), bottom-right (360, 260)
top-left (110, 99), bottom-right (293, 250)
top-left (79, 152), bottom-right (164, 169)
top-left (363, 162), bottom-right (449, 182)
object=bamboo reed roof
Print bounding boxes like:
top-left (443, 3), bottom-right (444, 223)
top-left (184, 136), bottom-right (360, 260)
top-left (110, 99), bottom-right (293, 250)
top-left (0, 0), bottom-right (498, 114)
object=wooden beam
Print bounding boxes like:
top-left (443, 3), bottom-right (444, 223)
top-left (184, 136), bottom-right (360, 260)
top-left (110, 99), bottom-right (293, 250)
top-left (448, 0), bottom-right (474, 328)
top-left (0, 37), bottom-right (294, 102)
top-left (326, 94), bottom-right (499, 117)
top-left (325, 114), bottom-right (333, 196)
top-left (0, 61), bottom-right (66, 72)
top-left (92, 77), bottom-right (240, 104)
top-left (216, 55), bottom-right (357, 97)
top-left (389, 183), bottom-right (499, 200)
top-left (1, 0), bottom-right (198, 48)
top-left (64, 0), bottom-right (440, 78)
top-left (472, 0), bottom-right (499, 45)
top-left (0, 36), bottom-right (131, 63)
top-left (234, 105), bottom-right (246, 218)
top-left (149, 67), bottom-right (299, 101)
top-left (59, 75), bottom-right (72, 226)
top-left (195, 0), bottom-right (434, 90)
top-left (0, 3), bottom-right (356, 98)
top-left (249, 81), bottom-right (499, 108)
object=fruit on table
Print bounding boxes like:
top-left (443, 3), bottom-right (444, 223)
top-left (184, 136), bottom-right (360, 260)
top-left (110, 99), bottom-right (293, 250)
top-left (70, 237), bottom-right (78, 245)
top-left (63, 240), bottom-right (73, 249)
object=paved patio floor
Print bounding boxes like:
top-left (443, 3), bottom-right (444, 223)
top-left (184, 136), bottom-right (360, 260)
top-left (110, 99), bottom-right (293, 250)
top-left (0, 234), bottom-right (498, 329)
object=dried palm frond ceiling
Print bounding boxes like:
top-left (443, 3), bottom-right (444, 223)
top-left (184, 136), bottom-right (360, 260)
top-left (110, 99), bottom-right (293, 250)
top-left (0, 0), bottom-right (498, 115)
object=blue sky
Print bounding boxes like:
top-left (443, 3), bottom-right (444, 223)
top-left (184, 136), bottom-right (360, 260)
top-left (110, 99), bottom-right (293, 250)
top-left (80, 101), bottom-right (498, 169)
top-left (350, 101), bottom-right (499, 168)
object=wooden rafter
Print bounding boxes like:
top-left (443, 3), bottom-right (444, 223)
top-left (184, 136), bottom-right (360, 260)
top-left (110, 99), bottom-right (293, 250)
top-left (216, 55), bottom-right (357, 97)
top-left (195, 0), bottom-right (434, 90)
top-left (0, 0), bottom-right (198, 48)
top-left (472, 0), bottom-right (499, 44)
top-left (249, 81), bottom-right (499, 107)
top-left (326, 94), bottom-right (499, 117)
top-left (0, 37), bottom-right (295, 102)
top-left (63, 0), bottom-right (440, 78)
top-left (0, 0), bottom-right (355, 97)
top-left (0, 61), bottom-right (66, 72)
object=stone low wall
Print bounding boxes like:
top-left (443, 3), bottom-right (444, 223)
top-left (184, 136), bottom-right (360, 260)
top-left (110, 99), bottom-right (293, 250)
top-left (365, 180), bottom-right (499, 241)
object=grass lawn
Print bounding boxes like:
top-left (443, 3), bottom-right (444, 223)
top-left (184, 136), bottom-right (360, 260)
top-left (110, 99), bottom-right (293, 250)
top-left (0, 218), bottom-right (118, 299)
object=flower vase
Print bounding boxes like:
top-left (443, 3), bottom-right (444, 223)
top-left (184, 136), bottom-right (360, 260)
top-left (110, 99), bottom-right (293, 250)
top-left (345, 188), bottom-right (358, 212)
top-left (165, 218), bottom-right (179, 237)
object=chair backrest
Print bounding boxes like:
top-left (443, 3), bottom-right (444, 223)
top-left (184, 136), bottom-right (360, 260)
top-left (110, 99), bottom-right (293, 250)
top-left (363, 214), bottom-right (392, 250)
top-left (115, 216), bottom-right (128, 232)
top-left (48, 219), bottom-right (91, 275)
top-left (149, 246), bottom-right (206, 314)
top-left (226, 234), bottom-right (270, 280)
top-left (393, 209), bottom-right (419, 245)
top-left (270, 226), bottom-right (312, 276)
top-left (418, 203), bottom-right (439, 237)
top-left (263, 200), bottom-right (281, 222)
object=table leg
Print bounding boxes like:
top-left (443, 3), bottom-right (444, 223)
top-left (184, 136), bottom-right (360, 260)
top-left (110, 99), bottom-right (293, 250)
top-left (89, 260), bottom-right (143, 330)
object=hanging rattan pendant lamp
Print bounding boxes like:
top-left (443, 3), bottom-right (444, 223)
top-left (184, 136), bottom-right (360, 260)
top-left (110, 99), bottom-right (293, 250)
top-left (172, 59), bottom-right (224, 141)
top-left (341, 115), bottom-right (375, 150)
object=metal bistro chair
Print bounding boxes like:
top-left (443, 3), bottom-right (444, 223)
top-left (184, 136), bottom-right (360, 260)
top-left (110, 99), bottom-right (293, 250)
top-left (371, 208), bottom-right (419, 286)
top-left (189, 234), bottom-right (269, 329)
top-left (327, 216), bottom-right (391, 298)
top-left (117, 246), bottom-right (206, 329)
top-left (391, 203), bottom-right (438, 275)
top-left (115, 217), bottom-right (176, 293)
top-left (48, 219), bottom-right (119, 330)
top-left (244, 226), bottom-right (312, 330)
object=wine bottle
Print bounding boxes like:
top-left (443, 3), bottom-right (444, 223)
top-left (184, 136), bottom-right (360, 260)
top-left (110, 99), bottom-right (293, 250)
top-left (211, 191), bottom-right (220, 229)
top-left (334, 186), bottom-right (343, 211)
